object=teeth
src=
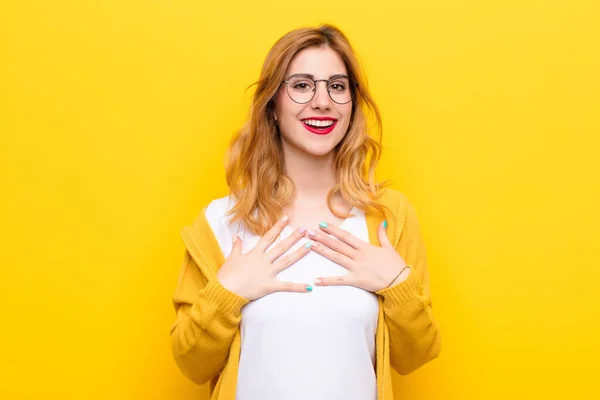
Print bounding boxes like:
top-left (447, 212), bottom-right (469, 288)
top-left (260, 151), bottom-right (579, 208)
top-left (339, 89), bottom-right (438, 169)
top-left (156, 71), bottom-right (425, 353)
top-left (303, 119), bottom-right (335, 127)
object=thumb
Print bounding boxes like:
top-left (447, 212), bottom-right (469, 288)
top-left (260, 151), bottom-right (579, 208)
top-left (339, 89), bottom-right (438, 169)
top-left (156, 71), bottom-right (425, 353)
top-left (378, 220), bottom-right (393, 249)
top-left (231, 234), bottom-right (243, 256)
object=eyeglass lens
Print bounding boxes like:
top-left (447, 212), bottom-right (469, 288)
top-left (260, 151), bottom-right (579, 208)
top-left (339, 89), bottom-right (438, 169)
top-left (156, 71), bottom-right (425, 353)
top-left (286, 75), bottom-right (353, 104)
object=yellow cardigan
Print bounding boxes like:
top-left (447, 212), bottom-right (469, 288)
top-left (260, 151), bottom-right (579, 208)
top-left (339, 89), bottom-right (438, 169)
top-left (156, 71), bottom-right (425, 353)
top-left (170, 189), bottom-right (441, 399)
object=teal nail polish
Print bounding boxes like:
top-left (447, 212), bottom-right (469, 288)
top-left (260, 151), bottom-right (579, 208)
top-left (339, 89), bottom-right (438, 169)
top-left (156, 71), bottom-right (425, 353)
top-left (319, 222), bottom-right (328, 229)
top-left (306, 286), bottom-right (313, 292)
top-left (304, 242), bottom-right (312, 249)
top-left (383, 220), bottom-right (388, 229)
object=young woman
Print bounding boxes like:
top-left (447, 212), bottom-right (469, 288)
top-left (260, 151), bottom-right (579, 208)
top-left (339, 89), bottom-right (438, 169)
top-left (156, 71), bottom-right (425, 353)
top-left (170, 25), bottom-right (441, 400)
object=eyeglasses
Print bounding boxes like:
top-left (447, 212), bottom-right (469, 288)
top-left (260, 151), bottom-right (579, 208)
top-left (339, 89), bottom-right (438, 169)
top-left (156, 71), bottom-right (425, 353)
top-left (281, 74), bottom-right (358, 105)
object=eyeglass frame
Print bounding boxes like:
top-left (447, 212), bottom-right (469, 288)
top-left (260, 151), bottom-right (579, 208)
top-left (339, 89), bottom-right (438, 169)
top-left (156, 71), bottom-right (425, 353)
top-left (281, 73), bottom-right (359, 105)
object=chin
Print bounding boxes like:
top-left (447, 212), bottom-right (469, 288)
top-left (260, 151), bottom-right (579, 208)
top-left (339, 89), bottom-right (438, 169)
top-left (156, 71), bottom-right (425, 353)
top-left (304, 147), bottom-right (335, 157)
top-left (281, 128), bottom-right (345, 157)
top-left (291, 141), bottom-right (335, 157)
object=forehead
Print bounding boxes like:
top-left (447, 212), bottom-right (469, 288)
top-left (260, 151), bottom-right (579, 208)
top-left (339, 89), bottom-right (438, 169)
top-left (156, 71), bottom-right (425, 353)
top-left (286, 46), bottom-right (348, 78)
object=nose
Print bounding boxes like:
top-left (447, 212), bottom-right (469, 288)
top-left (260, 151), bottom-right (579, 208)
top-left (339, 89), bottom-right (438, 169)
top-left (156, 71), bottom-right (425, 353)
top-left (310, 81), bottom-right (332, 110)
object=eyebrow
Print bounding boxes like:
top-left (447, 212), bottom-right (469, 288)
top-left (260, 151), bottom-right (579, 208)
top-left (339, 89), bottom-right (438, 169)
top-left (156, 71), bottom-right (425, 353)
top-left (286, 73), bottom-right (349, 80)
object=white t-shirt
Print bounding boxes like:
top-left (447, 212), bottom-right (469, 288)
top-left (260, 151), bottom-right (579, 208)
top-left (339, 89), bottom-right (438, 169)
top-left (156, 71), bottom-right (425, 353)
top-left (204, 196), bottom-right (379, 400)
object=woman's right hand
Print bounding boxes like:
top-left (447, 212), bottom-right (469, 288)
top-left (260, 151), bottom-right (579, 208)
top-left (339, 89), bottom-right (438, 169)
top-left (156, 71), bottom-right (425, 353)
top-left (216, 215), bottom-right (313, 301)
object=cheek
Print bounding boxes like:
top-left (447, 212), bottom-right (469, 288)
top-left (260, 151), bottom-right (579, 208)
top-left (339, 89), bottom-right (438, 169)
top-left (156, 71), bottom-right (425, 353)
top-left (343, 103), bottom-right (353, 119)
top-left (338, 105), bottom-right (353, 130)
top-left (275, 89), bottom-right (300, 121)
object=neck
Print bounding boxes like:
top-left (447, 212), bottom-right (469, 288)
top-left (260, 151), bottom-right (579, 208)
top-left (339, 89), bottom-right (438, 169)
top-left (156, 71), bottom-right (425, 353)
top-left (282, 141), bottom-right (337, 206)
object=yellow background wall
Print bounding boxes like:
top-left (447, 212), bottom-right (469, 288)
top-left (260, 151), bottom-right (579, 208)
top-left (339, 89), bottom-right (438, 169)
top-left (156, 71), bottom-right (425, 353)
top-left (1, 0), bottom-right (598, 398)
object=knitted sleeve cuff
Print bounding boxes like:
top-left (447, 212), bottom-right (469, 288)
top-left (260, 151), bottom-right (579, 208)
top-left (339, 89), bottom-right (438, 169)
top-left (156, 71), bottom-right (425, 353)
top-left (375, 268), bottom-right (423, 307)
top-left (199, 278), bottom-right (250, 316)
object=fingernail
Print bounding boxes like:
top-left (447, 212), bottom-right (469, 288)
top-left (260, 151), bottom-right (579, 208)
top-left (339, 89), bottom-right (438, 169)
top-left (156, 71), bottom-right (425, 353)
top-left (306, 286), bottom-right (313, 292)
top-left (281, 215), bottom-right (289, 223)
top-left (308, 230), bottom-right (317, 237)
top-left (383, 220), bottom-right (388, 229)
top-left (314, 278), bottom-right (322, 285)
top-left (319, 222), bottom-right (328, 229)
top-left (304, 242), bottom-right (312, 249)
top-left (298, 227), bottom-right (307, 234)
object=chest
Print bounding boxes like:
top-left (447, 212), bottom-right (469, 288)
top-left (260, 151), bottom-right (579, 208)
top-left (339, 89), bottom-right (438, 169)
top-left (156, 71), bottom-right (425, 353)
top-left (283, 203), bottom-right (351, 233)
top-left (240, 214), bottom-right (378, 327)
top-left (242, 250), bottom-right (379, 329)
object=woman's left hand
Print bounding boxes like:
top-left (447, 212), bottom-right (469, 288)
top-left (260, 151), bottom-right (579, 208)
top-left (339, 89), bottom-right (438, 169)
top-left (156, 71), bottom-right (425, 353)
top-left (308, 221), bottom-right (411, 292)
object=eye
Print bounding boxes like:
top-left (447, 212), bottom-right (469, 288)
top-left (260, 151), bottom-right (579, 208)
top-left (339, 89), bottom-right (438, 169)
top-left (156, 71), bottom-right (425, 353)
top-left (329, 82), bottom-right (346, 92)
top-left (293, 82), bottom-right (310, 90)
top-left (289, 78), bottom-right (314, 92)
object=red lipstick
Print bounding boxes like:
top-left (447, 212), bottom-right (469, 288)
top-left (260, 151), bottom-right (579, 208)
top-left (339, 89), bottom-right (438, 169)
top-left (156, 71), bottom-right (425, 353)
top-left (301, 117), bottom-right (338, 135)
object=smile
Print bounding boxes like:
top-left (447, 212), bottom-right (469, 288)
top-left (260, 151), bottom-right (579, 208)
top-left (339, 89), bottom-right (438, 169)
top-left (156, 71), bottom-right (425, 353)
top-left (301, 118), bottom-right (338, 135)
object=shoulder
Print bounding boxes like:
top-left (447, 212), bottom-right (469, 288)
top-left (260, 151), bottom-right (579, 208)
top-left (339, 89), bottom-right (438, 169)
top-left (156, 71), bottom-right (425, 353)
top-left (376, 189), bottom-right (426, 247)
top-left (377, 188), bottom-right (411, 214)
top-left (184, 194), bottom-right (240, 257)
top-left (377, 188), bottom-right (424, 231)
top-left (184, 194), bottom-right (235, 236)
top-left (200, 194), bottom-right (244, 236)
top-left (203, 195), bottom-right (235, 222)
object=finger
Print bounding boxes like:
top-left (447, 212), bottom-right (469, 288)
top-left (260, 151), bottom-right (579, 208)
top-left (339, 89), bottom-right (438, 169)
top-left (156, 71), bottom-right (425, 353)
top-left (307, 229), bottom-right (356, 259)
top-left (314, 274), bottom-right (353, 287)
top-left (266, 226), bottom-right (307, 263)
top-left (378, 220), bottom-right (394, 249)
top-left (230, 234), bottom-right (243, 256)
top-left (273, 240), bottom-right (313, 272)
top-left (310, 241), bottom-right (354, 269)
top-left (255, 215), bottom-right (289, 253)
top-left (271, 280), bottom-right (313, 294)
top-left (317, 222), bottom-right (363, 249)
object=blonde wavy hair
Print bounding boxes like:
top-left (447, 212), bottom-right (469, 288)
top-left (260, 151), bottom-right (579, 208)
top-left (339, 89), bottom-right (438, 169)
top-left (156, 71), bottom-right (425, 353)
top-left (225, 24), bottom-right (390, 235)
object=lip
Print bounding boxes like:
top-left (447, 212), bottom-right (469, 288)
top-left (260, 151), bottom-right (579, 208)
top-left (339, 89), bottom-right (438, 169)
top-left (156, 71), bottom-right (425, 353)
top-left (301, 116), bottom-right (338, 121)
top-left (302, 120), bottom-right (337, 135)
top-left (301, 117), bottom-right (338, 135)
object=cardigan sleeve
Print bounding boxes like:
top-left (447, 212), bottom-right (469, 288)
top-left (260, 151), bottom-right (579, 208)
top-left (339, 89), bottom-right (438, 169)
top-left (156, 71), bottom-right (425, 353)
top-left (170, 249), bottom-right (249, 385)
top-left (375, 197), bottom-right (441, 375)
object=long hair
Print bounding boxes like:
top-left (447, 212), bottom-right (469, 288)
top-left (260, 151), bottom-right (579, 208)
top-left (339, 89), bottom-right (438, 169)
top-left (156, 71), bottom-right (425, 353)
top-left (225, 24), bottom-right (390, 235)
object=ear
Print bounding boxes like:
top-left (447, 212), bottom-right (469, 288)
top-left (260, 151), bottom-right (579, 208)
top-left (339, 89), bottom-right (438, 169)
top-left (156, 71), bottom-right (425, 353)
top-left (270, 100), bottom-right (278, 124)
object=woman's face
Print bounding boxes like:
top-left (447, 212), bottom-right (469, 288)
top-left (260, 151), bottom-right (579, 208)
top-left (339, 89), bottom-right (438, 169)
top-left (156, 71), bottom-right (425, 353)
top-left (274, 46), bottom-right (353, 158)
